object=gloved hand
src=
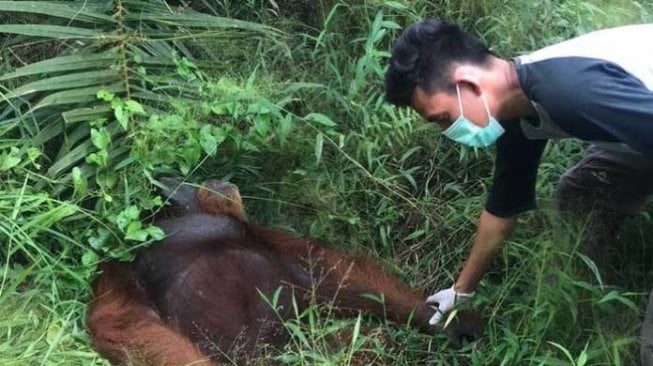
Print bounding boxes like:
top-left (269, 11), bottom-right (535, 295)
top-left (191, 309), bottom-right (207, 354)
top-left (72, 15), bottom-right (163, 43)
top-left (426, 286), bottom-right (475, 325)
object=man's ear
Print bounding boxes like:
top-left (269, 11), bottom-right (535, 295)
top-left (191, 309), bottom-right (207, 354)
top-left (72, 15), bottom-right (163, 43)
top-left (452, 66), bottom-right (482, 96)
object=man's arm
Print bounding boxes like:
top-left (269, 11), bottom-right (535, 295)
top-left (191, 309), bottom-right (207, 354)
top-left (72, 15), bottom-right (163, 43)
top-left (427, 120), bottom-right (544, 325)
top-left (455, 120), bottom-right (543, 292)
top-left (454, 210), bottom-right (516, 293)
top-left (426, 210), bottom-right (517, 325)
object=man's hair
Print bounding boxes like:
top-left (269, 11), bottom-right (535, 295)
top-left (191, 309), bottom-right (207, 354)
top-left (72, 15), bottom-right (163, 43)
top-left (384, 18), bottom-right (493, 107)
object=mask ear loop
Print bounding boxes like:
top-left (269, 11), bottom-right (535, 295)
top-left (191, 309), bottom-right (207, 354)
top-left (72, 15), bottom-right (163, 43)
top-left (455, 84), bottom-right (465, 118)
top-left (480, 92), bottom-right (492, 123)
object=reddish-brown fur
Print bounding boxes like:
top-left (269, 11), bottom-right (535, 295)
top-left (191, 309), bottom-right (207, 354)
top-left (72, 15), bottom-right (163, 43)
top-left (87, 179), bottom-right (480, 365)
top-left (88, 261), bottom-right (214, 365)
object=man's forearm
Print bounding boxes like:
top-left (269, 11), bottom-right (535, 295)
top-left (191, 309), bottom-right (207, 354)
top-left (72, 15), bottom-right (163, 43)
top-left (454, 210), bottom-right (517, 293)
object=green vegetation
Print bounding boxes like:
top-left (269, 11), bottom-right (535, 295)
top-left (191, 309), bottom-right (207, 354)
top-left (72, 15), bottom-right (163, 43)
top-left (1, 0), bottom-right (652, 364)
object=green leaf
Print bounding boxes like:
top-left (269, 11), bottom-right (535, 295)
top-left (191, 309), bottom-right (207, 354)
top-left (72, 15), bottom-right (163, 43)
top-left (115, 206), bottom-right (140, 231)
top-left (547, 341), bottom-right (575, 364)
top-left (72, 167), bottom-right (88, 197)
top-left (443, 308), bottom-right (459, 330)
top-left (88, 228), bottom-right (110, 250)
top-left (97, 90), bottom-right (115, 102)
top-left (578, 349), bottom-right (588, 366)
top-left (314, 132), bottom-right (324, 164)
top-left (125, 12), bottom-right (278, 34)
top-left (278, 114), bottom-right (292, 146)
top-left (0, 52), bottom-right (117, 81)
top-left (145, 225), bottom-right (165, 241)
top-left (27, 147), bottom-right (41, 169)
top-left (598, 290), bottom-right (640, 312)
top-left (46, 323), bottom-right (62, 346)
top-left (62, 106), bottom-right (112, 124)
top-left (304, 112), bottom-right (337, 127)
top-left (9, 70), bottom-right (119, 98)
top-left (81, 250), bottom-right (99, 266)
top-left (33, 82), bottom-right (125, 110)
top-left (0, 24), bottom-right (102, 38)
top-left (49, 140), bottom-right (94, 177)
top-left (114, 104), bottom-right (128, 130)
top-left (199, 125), bottom-right (218, 156)
top-left (124, 100), bottom-right (146, 115)
top-left (0, 152), bottom-right (21, 171)
top-left (349, 315), bottom-right (362, 353)
top-left (359, 292), bottom-right (384, 303)
top-left (383, 1), bottom-right (409, 11)
top-left (0, 1), bottom-right (114, 23)
top-left (125, 221), bottom-right (148, 241)
top-left (85, 150), bottom-right (108, 167)
top-left (90, 128), bottom-right (111, 150)
top-left (576, 252), bottom-right (604, 289)
top-left (405, 229), bottom-right (425, 240)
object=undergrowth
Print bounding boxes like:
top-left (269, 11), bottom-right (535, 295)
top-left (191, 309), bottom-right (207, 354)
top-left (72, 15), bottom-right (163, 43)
top-left (1, 0), bottom-right (652, 365)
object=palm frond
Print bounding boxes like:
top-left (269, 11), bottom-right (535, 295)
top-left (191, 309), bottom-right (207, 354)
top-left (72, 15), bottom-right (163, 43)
top-left (0, 0), bottom-right (281, 194)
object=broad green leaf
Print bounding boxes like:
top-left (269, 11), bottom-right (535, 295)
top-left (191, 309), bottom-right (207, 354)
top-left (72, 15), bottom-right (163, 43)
top-left (86, 149), bottom-right (108, 167)
top-left (145, 225), bottom-right (165, 241)
top-left (32, 121), bottom-right (65, 146)
top-left (383, 1), bottom-right (410, 10)
top-left (24, 204), bottom-right (78, 233)
top-left (124, 12), bottom-right (278, 33)
top-left (125, 221), bottom-right (148, 241)
top-left (124, 100), bottom-right (146, 115)
top-left (199, 125), bottom-right (218, 156)
top-left (33, 82), bottom-right (125, 111)
top-left (62, 106), bottom-right (112, 124)
top-left (97, 90), bottom-right (115, 102)
top-left (0, 24), bottom-right (103, 38)
top-left (0, 1), bottom-right (114, 23)
top-left (115, 206), bottom-right (140, 231)
top-left (114, 104), bottom-right (128, 130)
top-left (0, 52), bottom-right (117, 81)
top-left (72, 167), bottom-right (88, 197)
top-left (0, 152), bottom-right (21, 171)
top-left (9, 70), bottom-right (119, 98)
top-left (81, 250), bottom-right (99, 266)
top-left (135, 56), bottom-right (176, 66)
top-left (131, 87), bottom-right (182, 104)
top-left (47, 124), bottom-right (121, 177)
top-left (88, 228), bottom-right (110, 250)
top-left (90, 128), bottom-right (111, 150)
top-left (304, 112), bottom-right (337, 127)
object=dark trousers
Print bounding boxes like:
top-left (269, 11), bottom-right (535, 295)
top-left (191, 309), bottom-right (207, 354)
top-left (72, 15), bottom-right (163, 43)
top-left (555, 145), bottom-right (653, 366)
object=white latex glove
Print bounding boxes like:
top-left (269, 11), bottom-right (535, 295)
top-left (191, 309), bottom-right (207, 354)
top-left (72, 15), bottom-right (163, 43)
top-left (426, 286), bottom-right (475, 325)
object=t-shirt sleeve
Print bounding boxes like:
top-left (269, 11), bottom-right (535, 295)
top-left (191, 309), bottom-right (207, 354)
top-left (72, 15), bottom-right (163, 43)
top-left (572, 63), bottom-right (653, 156)
top-left (485, 121), bottom-right (547, 218)
top-left (520, 57), bottom-right (653, 156)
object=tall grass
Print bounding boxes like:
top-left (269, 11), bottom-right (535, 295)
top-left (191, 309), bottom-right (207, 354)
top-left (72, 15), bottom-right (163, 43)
top-left (1, 0), bottom-right (652, 364)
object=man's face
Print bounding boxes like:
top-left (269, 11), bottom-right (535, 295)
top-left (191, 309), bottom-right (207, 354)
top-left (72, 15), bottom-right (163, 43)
top-left (411, 85), bottom-right (491, 130)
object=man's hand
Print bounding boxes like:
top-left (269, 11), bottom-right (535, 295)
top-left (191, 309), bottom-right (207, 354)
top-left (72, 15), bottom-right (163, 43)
top-left (426, 286), bottom-right (475, 325)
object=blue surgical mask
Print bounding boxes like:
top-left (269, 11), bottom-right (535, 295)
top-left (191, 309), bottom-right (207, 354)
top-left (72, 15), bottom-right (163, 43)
top-left (442, 84), bottom-right (505, 147)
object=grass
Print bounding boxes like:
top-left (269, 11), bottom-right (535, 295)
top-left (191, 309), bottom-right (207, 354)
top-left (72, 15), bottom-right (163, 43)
top-left (1, 0), bottom-right (653, 365)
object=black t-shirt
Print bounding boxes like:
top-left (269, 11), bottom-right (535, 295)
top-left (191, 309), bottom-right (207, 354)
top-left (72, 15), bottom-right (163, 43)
top-left (485, 24), bottom-right (653, 217)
